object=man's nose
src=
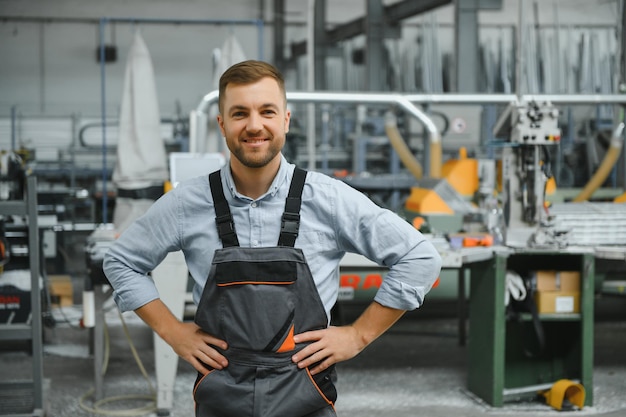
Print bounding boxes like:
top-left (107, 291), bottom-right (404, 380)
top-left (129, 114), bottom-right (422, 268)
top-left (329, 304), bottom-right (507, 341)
top-left (246, 112), bottom-right (263, 133)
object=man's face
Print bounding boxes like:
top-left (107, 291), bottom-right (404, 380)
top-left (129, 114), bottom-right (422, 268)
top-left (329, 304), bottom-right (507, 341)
top-left (218, 77), bottom-right (291, 169)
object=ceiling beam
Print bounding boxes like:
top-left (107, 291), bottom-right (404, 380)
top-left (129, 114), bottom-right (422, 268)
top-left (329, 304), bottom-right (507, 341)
top-left (290, 0), bottom-right (452, 57)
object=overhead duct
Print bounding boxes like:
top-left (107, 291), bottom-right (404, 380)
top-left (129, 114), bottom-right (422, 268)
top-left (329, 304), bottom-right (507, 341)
top-left (384, 111), bottom-right (423, 180)
top-left (573, 122), bottom-right (625, 202)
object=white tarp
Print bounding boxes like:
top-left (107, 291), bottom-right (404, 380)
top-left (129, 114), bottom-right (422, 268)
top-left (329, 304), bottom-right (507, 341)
top-left (112, 30), bottom-right (168, 232)
top-left (211, 33), bottom-right (247, 90)
top-left (203, 33), bottom-right (247, 154)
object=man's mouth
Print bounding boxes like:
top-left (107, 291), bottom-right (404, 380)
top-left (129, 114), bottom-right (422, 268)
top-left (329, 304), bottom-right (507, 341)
top-left (243, 138), bottom-right (268, 143)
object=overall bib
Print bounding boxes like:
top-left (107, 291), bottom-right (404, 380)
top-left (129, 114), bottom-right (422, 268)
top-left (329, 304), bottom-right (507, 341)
top-left (193, 168), bottom-right (337, 417)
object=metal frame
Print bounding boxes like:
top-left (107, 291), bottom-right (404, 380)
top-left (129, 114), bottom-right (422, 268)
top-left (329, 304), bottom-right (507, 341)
top-left (0, 176), bottom-right (45, 416)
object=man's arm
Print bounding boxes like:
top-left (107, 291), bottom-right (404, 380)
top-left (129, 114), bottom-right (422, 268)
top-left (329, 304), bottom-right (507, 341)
top-left (291, 301), bottom-right (405, 375)
top-left (134, 299), bottom-right (229, 374)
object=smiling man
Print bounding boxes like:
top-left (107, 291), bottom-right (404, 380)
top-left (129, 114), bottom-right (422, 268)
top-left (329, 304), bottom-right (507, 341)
top-left (104, 60), bottom-right (442, 417)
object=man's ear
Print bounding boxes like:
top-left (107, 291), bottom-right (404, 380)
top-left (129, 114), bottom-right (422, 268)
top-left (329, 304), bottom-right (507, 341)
top-left (285, 109), bottom-right (291, 133)
top-left (217, 114), bottom-right (226, 136)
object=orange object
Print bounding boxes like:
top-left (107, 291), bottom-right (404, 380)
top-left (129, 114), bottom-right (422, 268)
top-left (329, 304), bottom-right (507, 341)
top-left (431, 277), bottom-right (440, 289)
top-left (462, 234), bottom-right (493, 247)
top-left (441, 147), bottom-right (479, 196)
top-left (545, 176), bottom-right (557, 195)
top-left (412, 216), bottom-right (426, 230)
top-left (540, 379), bottom-right (585, 410)
top-left (405, 188), bottom-right (453, 214)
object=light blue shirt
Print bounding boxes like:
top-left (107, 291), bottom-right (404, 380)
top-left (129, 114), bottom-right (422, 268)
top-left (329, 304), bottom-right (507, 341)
top-left (103, 155), bottom-right (442, 320)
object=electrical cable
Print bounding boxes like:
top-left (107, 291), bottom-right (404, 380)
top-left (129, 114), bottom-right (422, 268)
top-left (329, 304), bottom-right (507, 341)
top-left (78, 309), bottom-right (157, 416)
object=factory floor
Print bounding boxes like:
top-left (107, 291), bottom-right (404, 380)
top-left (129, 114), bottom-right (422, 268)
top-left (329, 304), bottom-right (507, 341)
top-left (1, 295), bottom-right (626, 417)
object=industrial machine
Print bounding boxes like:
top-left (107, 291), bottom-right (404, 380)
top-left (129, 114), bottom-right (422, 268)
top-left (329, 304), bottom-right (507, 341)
top-left (493, 100), bottom-right (562, 248)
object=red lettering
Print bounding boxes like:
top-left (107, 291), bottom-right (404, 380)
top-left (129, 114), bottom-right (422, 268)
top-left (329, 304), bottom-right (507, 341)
top-left (340, 274), bottom-right (360, 289)
top-left (0, 295), bottom-right (20, 304)
top-left (363, 274), bottom-right (383, 290)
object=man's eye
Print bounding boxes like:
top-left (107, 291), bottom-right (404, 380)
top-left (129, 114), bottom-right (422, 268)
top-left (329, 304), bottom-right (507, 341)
top-left (232, 112), bottom-right (246, 118)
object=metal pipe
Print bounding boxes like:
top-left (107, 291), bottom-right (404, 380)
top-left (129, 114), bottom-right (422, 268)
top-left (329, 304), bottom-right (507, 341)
top-left (573, 122), bottom-right (625, 202)
top-left (191, 90), bottom-right (626, 178)
top-left (10, 105), bottom-right (16, 151)
top-left (405, 93), bottom-right (626, 105)
top-left (99, 18), bottom-right (109, 225)
top-left (306, 0), bottom-right (316, 170)
top-left (195, 92), bottom-right (626, 114)
top-left (189, 90), bottom-right (218, 153)
top-left (193, 90), bottom-right (442, 176)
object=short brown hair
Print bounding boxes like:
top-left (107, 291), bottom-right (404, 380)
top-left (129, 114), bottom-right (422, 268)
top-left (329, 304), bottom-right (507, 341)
top-left (218, 60), bottom-right (286, 113)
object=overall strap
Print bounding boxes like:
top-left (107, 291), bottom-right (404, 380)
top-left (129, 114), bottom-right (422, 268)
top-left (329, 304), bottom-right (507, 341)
top-left (209, 170), bottom-right (240, 248)
top-left (278, 167), bottom-right (307, 247)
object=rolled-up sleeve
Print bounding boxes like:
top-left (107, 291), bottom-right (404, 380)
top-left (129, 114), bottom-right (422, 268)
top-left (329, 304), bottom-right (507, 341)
top-left (373, 238), bottom-right (442, 310)
top-left (103, 191), bottom-right (181, 312)
top-left (103, 245), bottom-right (162, 312)
top-left (334, 181), bottom-right (442, 310)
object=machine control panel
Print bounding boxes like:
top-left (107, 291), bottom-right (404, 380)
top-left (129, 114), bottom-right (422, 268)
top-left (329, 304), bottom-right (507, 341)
top-left (494, 100), bottom-right (561, 145)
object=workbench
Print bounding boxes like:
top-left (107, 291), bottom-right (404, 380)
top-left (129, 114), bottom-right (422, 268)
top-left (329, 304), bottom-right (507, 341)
top-left (465, 247), bottom-right (595, 407)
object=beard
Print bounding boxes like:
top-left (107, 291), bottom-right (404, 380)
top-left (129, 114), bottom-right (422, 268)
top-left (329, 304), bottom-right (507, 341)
top-left (229, 138), bottom-right (283, 168)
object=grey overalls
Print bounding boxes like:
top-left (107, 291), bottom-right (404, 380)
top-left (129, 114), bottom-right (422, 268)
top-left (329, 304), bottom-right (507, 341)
top-left (193, 167), bottom-right (337, 417)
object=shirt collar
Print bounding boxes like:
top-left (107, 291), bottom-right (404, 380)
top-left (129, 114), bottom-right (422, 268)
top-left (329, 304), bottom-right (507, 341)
top-left (222, 154), bottom-right (292, 202)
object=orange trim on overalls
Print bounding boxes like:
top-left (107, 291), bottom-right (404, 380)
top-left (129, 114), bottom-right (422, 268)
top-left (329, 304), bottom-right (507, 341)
top-left (216, 281), bottom-right (295, 287)
top-left (305, 368), bottom-right (336, 411)
top-left (276, 325), bottom-right (296, 352)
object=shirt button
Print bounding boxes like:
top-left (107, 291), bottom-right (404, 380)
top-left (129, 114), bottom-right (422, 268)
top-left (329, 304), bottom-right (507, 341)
top-left (252, 240), bottom-right (259, 247)
top-left (251, 202), bottom-right (257, 208)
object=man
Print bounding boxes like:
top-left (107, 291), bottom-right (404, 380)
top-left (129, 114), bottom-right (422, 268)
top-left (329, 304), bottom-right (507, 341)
top-left (103, 60), bottom-right (442, 417)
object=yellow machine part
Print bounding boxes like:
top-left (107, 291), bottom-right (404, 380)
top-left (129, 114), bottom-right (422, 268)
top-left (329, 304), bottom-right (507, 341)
top-left (405, 187), bottom-right (453, 214)
top-left (615, 191), bottom-right (626, 202)
top-left (441, 147), bottom-right (478, 197)
top-left (545, 176), bottom-right (557, 195)
top-left (540, 379), bottom-right (585, 411)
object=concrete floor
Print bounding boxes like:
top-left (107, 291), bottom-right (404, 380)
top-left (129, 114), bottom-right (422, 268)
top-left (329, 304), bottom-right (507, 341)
top-left (1, 297), bottom-right (626, 417)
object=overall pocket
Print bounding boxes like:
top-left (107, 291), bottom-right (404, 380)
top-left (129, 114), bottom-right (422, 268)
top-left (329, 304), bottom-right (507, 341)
top-left (194, 368), bottom-right (254, 417)
top-left (215, 259), bottom-right (298, 351)
top-left (256, 363), bottom-right (336, 417)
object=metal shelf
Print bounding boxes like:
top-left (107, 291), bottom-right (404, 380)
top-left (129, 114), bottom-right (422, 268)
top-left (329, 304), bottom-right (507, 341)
top-left (0, 324), bottom-right (33, 341)
top-left (0, 201), bottom-right (27, 216)
top-left (0, 176), bottom-right (46, 416)
top-left (514, 312), bottom-right (582, 321)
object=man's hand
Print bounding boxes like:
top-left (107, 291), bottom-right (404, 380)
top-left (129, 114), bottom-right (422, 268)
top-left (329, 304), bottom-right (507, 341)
top-left (291, 302), bottom-right (406, 375)
top-left (291, 325), bottom-right (365, 375)
top-left (135, 299), bottom-right (228, 375)
top-left (163, 321), bottom-right (229, 375)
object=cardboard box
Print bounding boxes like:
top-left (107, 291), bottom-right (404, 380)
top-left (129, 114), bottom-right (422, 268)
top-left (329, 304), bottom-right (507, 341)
top-left (535, 291), bottom-right (580, 314)
top-left (535, 270), bottom-right (580, 292)
top-left (48, 275), bottom-right (74, 307)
